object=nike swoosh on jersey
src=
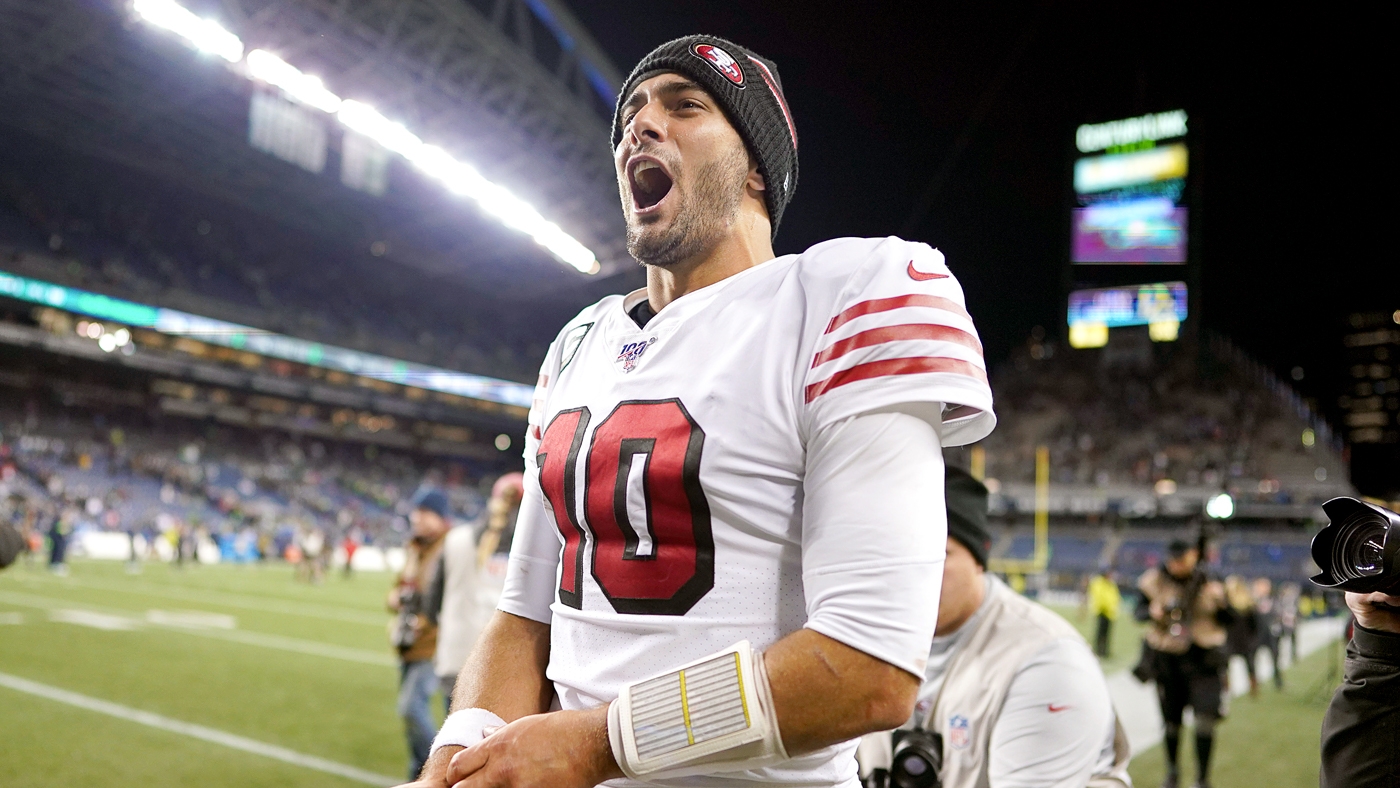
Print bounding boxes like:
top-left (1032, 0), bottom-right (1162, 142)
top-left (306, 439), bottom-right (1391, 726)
top-left (907, 260), bottom-right (949, 281)
top-left (1047, 703), bottom-right (1072, 713)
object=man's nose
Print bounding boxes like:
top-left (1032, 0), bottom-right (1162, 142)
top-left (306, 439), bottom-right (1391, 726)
top-left (626, 100), bottom-right (667, 146)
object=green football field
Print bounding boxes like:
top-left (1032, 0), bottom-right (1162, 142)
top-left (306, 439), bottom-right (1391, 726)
top-left (1, 560), bottom-right (1333, 787)
top-left (1049, 603), bottom-right (1335, 788)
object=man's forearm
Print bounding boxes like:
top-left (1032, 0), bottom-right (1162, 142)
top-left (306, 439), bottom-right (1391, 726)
top-left (765, 628), bottom-right (920, 755)
top-left (450, 610), bottom-right (553, 719)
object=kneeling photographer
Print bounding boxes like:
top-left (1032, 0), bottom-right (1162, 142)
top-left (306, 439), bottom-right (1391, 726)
top-left (1134, 536), bottom-right (1230, 788)
top-left (859, 467), bottom-right (1131, 788)
top-left (1310, 497), bottom-right (1400, 788)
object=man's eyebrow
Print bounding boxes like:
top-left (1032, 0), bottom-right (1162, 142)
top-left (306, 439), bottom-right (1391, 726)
top-left (620, 78), bottom-right (710, 115)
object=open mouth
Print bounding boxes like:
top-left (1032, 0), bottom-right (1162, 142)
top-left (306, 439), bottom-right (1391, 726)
top-left (629, 157), bottom-right (674, 211)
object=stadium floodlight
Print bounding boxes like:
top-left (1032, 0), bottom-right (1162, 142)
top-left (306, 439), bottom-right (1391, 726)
top-left (130, 0), bottom-right (600, 275)
top-left (246, 50), bottom-right (342, 113)
top-left (132, 0), bottom-right (243, 63)
top-left (1205, 492), bottom-right (1235, 520)
top-left (337, 100), bottom-right (424, 159)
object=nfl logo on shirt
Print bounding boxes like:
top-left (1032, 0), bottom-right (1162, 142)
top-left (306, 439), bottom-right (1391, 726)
top-left (948, 715), bottom-right (971, 750)
top-left (616, 338), bottom-right (656, 372)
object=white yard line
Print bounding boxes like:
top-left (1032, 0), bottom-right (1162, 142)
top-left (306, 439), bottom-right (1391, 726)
top-left (0, 590), bottom-right (395, 667)
top-left (0, 671), bottom-right (398, 786)
top-left (8, 574), bottom-right (386, 626)
top-left (1108, 616), bottom-right (1348, 756)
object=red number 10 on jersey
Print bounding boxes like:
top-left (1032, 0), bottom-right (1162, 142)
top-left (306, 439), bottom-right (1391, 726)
top-left (536, 399), bottom-right (714, 616)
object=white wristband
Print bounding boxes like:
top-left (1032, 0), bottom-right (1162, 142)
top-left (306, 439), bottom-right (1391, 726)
top-left (430, 708), bottom-right (507, 755)
top-left (608, 640), bottom-right (788, 780)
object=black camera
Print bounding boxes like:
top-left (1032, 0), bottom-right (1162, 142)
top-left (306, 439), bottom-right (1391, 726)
top-left (390, 587), bottom-right (423, 650)
top-left (1310, 497), bottom-right (1400, 594)
top-left (863, 729), bottom-right (943, 788)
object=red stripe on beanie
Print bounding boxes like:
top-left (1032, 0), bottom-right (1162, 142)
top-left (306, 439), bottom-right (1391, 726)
top-left (747, 56), bottom-right (797, 152)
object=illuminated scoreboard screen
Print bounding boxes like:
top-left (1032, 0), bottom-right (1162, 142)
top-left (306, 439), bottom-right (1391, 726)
top-left (1067, 281), bottom-right (1188, 348)
top-left (1072, 110), bottom-right (1188, 264)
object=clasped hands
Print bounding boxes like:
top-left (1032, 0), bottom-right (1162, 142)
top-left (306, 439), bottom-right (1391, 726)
top-left (395, 706), bottom-right (622, 788)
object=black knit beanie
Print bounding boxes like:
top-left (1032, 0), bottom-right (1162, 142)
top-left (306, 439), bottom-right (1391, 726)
top-left (946, 466), bottom-right (992, 568)
top-left (612, 35), bottom-right (799, 237)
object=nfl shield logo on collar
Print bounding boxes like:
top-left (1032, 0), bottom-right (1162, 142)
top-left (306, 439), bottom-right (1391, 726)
top-left (617, 337), bottom-right (656, 372)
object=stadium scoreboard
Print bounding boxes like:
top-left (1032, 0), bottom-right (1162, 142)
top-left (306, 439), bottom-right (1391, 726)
top-left (1065, 109), bottom-right (1198, 349)
top-left (1071, 110), bottom-right (1188, 265)
top-left (1067, 281), bottom-right (1187, 349)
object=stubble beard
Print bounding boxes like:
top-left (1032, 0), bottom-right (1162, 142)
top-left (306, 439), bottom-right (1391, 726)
top-left (624, 142), bottom-right (750, 268)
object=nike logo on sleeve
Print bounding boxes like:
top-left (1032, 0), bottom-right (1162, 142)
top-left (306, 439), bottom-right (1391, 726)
top-left (1047, 703), bottom-right (1072, 713)
top-left (907, 260), bottom-right (949, 281)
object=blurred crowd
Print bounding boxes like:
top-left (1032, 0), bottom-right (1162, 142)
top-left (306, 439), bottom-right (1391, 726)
top-left (0, 399), bottom-right (508, 575)
top-left (979, 330), bottom-right (1347, 506)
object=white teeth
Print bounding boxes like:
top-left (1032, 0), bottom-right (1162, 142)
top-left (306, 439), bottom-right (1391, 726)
top-left (633, 160), bottom-right (658, 175)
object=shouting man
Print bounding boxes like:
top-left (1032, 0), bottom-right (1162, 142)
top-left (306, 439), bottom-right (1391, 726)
top-left (403, 35), bottom-right (995, 788)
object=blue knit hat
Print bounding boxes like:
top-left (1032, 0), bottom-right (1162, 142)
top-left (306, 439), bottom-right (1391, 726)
top-left (411, 489), bottom-right (451, 521)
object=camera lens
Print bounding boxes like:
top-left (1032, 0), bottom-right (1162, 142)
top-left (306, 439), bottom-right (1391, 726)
top-left (898, 754), bottom-right (929, 776)
top-left (1332, 514), bottom-right (1388, 581)
top-left (890, 729), bottom-right (942, 788)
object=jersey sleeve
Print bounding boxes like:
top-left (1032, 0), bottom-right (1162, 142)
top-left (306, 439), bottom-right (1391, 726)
top-left (800, 408), bottom-right (946, 677)
top-left (801, 237), bottom-right (995, 446)
top-left (495, 341), bottom-right (566, 625)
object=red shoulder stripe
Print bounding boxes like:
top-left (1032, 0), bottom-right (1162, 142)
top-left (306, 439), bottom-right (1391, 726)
top-left (811, 323), bottom-right (984, 369)
top-left (825, 294), bottom-right (971, 335)
top-left (805, 356), bottom-right (987, 403)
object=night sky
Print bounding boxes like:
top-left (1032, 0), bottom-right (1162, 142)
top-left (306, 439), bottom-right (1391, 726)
top-left (568, 0), bottom-right (1388, 429)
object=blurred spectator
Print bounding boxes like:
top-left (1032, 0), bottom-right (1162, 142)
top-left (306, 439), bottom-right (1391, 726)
top-left (48, 505), bottom-right (73, 575)
top-left (387, 489), bottom-right (453, 780)
top-left (342, 530), bottom-right (360, 578)
top-left (1136, 539), bottom-right (1229, 788)
top-left (296, 526), bottom-right (326, 584)
top-left (1224, 575), bottom-right (1261, 696)
top-left (1279, 582), bottom-right (1301, 660)
top-left (476, 472), bottom-right (523, 566)
top-left (423, 514), bottom-right (483, 724)
top-left (1251, 577), bottom-right (1284, 690)
top-left (1087, 569), bottom-right (1122, 658)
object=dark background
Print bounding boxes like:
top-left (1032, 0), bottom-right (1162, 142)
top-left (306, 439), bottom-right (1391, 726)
top-left (568, 0), bottom-right (1394, 490)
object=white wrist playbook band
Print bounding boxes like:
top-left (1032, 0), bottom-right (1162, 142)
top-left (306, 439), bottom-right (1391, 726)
top-left (430, 707), bottom-right (507, 755)
top-left (608, 640), bottom-right (788, 780)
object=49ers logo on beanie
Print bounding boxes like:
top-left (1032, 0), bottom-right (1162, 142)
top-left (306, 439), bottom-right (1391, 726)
top-left (692, 43), bottom-right (745, 87)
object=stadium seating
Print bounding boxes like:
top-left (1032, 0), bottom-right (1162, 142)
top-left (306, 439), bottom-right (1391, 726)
top-left (1, 397), bottom-right (491, 556)
top-left (978, 334), bottom-right (1351, 513)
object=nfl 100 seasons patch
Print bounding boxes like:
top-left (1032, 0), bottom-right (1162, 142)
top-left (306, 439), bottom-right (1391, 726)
top-left (616, 337), bottom-right (657, 373)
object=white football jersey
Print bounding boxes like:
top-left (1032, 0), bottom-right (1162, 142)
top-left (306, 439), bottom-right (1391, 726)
top-left (497, 236), bottom-right (995, 787)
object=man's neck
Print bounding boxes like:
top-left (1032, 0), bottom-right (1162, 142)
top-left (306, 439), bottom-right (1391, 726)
top-left (935, 571), bottom-right (988, 637)
top-left (645, 210), bottom-right (774, 312)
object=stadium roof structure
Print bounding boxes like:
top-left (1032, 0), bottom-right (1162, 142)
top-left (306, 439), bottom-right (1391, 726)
top-left (0, 0), bottom-right (635, 296)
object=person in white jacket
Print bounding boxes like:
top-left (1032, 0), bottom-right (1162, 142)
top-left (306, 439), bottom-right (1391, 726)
top-left (858, 467), bottom-right (1132, 788)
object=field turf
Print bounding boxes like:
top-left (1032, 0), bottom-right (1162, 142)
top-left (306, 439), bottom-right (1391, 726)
top-left (1, 559), bottom-right (412, 787)
top-left (1, 560), bottom-right (1334, 787)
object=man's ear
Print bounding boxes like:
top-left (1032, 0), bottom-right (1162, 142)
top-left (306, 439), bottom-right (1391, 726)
top-left (746, 162), bottom-right (767, 194)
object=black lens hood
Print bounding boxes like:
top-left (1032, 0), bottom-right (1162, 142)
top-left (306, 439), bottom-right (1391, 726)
top-left (1311, 497), bottom-right (1400, 593)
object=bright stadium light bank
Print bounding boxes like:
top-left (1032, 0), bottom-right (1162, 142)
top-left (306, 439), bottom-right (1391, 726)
top-left (131, 0), bottom-right (600, 275)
